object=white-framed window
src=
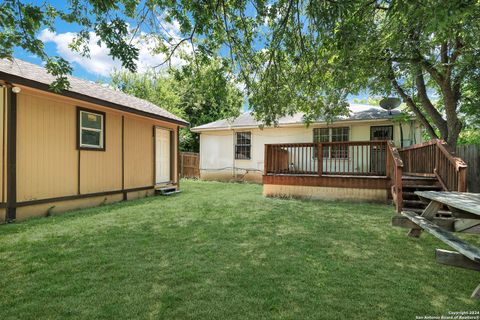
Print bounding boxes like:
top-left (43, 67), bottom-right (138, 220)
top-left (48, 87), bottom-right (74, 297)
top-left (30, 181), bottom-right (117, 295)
top-left (313, 127), bottom-right (349, 158)
top-left (78, 107), bottom-right (105, 150)
top-left (235, 132), bottom-right (251, 160)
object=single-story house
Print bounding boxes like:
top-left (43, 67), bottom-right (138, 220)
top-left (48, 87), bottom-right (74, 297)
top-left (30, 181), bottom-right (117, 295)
top-left (191, 106), bottom-right (424, 202)
top-left (192, 105), bottom-right (423, 184)
top-left (0, 58), bottom-right (188, 222)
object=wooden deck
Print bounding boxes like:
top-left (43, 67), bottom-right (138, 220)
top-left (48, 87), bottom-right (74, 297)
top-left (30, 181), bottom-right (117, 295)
top-left (263, 139), bottom-right (468, 208)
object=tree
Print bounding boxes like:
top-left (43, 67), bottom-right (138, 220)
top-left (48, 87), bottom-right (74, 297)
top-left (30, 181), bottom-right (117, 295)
top-left (2, 1), bottom-right (479, 147)
top-left (110, 56), bottom-right (243, 151)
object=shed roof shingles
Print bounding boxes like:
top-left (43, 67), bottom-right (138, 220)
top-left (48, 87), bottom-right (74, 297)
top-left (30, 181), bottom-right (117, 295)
top-left (0, 58), bottom-right (188, 125)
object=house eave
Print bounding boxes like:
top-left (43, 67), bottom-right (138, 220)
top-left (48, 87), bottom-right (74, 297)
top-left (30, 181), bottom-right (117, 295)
top-left (191, 117), bottom-right (405, 133)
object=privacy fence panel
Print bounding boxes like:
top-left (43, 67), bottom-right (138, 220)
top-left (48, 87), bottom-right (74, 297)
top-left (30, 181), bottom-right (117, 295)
top-left (456, 145), bottom-right (480, 193)
top-left (180, 152), bottom-right (200, 179)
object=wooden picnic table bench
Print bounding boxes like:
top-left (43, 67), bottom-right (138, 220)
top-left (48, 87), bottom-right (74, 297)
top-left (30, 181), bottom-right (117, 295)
top-left (392, 191), bottom-right (480, 299)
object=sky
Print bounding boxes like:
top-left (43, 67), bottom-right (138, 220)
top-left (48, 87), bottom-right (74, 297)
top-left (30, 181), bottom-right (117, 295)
top-left (13, 1), bottom-right (369, 106)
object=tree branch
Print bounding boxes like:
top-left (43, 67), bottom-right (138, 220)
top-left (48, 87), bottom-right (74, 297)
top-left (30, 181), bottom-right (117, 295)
top-left (418, 57), bottom-right (445, 85)
top-left (388, 63), bottom-right (439, 139)
top-left (445, 36), bottom-right (463, 81)
top-left (153, 26), bottom-right (196, 68)
top-left (415, 67), bottom-right (448, 138)
top-left (440, 41), bottom-right (448, 67)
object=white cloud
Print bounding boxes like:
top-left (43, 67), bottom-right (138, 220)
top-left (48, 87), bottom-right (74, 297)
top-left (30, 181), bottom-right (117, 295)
top-left (38, 27), bottom-right (188, 77)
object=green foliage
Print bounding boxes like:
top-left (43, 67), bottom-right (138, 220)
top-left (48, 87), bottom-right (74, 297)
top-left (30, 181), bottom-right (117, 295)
top-left (458, 129), bottom-right (480, 145)
top-left (0, 0), bottom-right (140, 91)
top-left (2, 0), bottom-right (479, 145)
top-left (110, 56), bottom-right (242, 151)
top-left (110, 69), bottom-right (182, 116)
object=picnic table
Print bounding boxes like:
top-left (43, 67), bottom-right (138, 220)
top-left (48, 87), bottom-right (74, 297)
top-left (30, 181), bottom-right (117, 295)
top-left (392, 191), bottom-right (480, 299)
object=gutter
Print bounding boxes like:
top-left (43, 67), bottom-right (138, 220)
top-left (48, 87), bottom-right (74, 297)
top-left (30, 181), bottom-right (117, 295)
top-left (191, 117), bottom-right (400, 133)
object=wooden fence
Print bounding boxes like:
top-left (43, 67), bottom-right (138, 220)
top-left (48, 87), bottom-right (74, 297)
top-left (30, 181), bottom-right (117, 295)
top-left (180, 152), bottom-right (200, 179)
top-left (456, 144), bottom-right (480, 193)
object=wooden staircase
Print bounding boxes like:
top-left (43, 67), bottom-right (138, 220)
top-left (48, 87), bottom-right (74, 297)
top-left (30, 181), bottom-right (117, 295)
top-left (387, 139), bottom-right (468, 213)
top-left (401, 175), bottom-right (449, 215)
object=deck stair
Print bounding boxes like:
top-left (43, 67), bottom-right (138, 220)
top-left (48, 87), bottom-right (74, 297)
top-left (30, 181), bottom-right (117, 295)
top-left (155, 186), bottom-right (181, 196)
top-left (400, 175), bottom-right (450, 216)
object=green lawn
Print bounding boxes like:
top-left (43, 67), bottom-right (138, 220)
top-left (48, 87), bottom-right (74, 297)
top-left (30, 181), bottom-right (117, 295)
top-left (0, 180), bottom-right (478, 319)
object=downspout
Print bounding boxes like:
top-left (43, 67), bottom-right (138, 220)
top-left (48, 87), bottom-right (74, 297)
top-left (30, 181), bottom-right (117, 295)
top-left (231, 126), bottom-right (236, 180)
top-left (412, 120), bottom-right (417, 144)
top-left (399, 122), bottom-right (404, 148)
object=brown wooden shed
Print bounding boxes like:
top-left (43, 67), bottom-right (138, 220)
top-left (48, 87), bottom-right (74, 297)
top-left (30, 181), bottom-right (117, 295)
top-left (0, 58), bottom-right (188, 222)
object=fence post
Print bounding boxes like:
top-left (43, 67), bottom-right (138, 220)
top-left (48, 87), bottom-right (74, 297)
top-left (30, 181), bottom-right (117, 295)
top-left (317, 143), bottom-right (323, 176)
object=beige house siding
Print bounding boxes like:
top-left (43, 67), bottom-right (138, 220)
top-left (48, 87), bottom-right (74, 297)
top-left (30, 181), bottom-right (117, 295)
top-left (17, 91), bottom-right (79, 201)
top-left (3, 86), bottom-right (181, 221)
top-left (124, 116), bottom-right (155, 189)
top-left (198, 120), bottom-right (423, 183)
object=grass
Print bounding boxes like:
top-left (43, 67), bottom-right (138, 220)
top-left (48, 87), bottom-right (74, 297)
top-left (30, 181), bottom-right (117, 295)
top-left (0, 180), bottom-right (478, 319)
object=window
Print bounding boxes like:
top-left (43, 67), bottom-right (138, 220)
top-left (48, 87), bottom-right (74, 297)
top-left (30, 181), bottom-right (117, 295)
top-left (313, 128), bottom-right (330, 157)
top-left (370, 125), bottom-right (393, 141)
top-left (313, 127), bottom-right (349, 158)
top-left (78, 108), bottom-right (105, 150)
top-left (235, 132), bottom-right (251, 159)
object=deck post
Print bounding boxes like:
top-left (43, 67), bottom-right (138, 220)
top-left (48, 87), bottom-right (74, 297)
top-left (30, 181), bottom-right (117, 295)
top-left (395, 164), bottom-right (403, 213)
top-left (386, 142), bottom-right (391, 179)
top-left (458, 166), bottom-right (467, 192)
top-left (317, 143), bottom-right (323, 176)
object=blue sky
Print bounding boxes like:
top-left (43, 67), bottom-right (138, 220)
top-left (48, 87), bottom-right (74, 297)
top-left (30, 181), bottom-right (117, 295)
top-left (14, 1), bottom-right (369, 105)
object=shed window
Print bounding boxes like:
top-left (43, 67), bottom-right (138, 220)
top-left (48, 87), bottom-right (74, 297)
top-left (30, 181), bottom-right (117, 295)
top-left (313, 127), bottom-right (349, 158)
top-left (78, 108), bottom-right (105, 150)
top-left (235, 132), bottom-right (251, 160)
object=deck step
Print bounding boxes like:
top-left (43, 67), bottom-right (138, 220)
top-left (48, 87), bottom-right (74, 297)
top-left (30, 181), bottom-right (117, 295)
top-left (402, 175), bottom-right (437, 180)
top-left (402, 191), bottom-right (419, 199)
top-left (402, 184), bottom-right (442, 190)
top-left (401, 211), bottom-right (480, 262)
top-left (403, 199), bottom-right (427, 208)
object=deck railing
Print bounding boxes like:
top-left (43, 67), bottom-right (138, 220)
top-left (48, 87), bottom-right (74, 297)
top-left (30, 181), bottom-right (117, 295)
top-left (398, 139), bottom-right (467, 192)
top-left (264, 140), bottom-right (389, 176)
top-left (386, 141), bottom-right (404, 212)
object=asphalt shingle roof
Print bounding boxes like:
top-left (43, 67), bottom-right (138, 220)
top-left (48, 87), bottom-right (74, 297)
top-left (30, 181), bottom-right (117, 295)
top-left (0, 58), bottom-right (188, 125)
top-left (191, 104), bottom-right (403, 132)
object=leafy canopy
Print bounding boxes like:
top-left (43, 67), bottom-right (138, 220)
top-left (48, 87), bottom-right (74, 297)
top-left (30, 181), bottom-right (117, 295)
top-left (1, 0), bottom-right (479, 145)
top-left (110, 56), bottom-right (243, 152)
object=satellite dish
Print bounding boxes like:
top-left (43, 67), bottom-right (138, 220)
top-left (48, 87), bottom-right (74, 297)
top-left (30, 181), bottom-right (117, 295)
top-left (379, 97), bottom-right (401, 115)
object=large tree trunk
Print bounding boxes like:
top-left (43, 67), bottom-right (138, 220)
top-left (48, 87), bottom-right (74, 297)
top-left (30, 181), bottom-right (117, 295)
top-left (440, 76), bottom-right (462, 149)
top-left (443, 89), bottom-right (462, 149)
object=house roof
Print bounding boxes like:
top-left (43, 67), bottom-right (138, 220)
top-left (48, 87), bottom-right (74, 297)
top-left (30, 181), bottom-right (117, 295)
top-left (0, 58), bottom-right (188, 126)
top-left (191, 104), bottom-right (404, 132)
